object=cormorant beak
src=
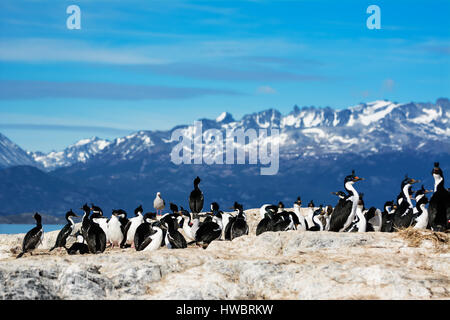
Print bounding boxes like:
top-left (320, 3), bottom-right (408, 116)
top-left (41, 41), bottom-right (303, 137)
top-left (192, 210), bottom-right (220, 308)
top-left (410, 179), bottom-right (420, 184)
top-left (425, 189), bottom-right (433, 194)
top-left (354, 176), bottom-right (364, 182)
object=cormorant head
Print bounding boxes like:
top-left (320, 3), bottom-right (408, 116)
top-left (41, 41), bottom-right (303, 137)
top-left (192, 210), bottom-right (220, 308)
top-left (278, 202), bottom-right (285, 209)
top-left (401, 175), bottom-right (420, 189)
top-left (295, 197), bottom-right (302, 206)
top-left (344, 170), bottom-right (364, 184)
top-left (414, 185), bottom-right (432, 200)
top-left (308, 200), bottom-right (315, 208)
top-left (194, 176), bottom-right (201, 186)
top-left (211, 202), bottom-right (220, 212)
top-left (134, 205), bottom-right (143, 216)
top-left (265, 205), bottom-right (278, 213)
top-left (383, 201), bottom-right (394, 212)
top-left (432, 162), bottom-right (443, 177)
top-left (81, 203), bottom-right (91, 214)
top-left (179, 206), bottom-right (190, 216)
top-left (313, 205), bottom-right (323, 216)
top-left (90, 204), bottom-right (103, 216)
top-left (414, 185), bottom-right (430, 206)
top-left (170, 203), bottom-right (179, 214)
top-left (231, 202), bottom-right (243, 212)
top-left (112, 209), bottom-right (127, 218)
top-left (33, 212), bottom-right (42, 223)
top-left (66, 209), bottom-right (78, 219)
top-left (144, 212), bottom-right (156, 222)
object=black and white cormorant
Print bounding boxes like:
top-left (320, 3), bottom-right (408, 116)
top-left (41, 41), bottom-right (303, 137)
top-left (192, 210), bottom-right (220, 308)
top-left (108, 209), bottom-right (126, 248)
top-left (66, 231), bottom-right (89, 255)
top-left (365, 206), bottom-right (382, 232)
top-left (134, 213), bottom-right (162, 251)
top-left (91, 204), bottom-right (109, 243)
top-left (81, 203), bottom-right (107, 254)
top-left (343, 195), bottom-right (367, 233)
top-left (121, 205), bottom-right (145, 248)
top-left (323, 205), bottom-right (333, 231)
top-left (160, 213), bottom-right (187, 249)
top-left (179, 207), bottom-right (198, 242)
top-left (308, 205), bottom-right (324, 231)
top-left (195, 203), bottom-right (222, 248)
top-left (169, 203), bottom-right (180, 217)
top-left (49, 210), bottom-right (78, 252)
top-left (112, 209), bottom-right (129, 231)
top-left (273, 203), bottom-right (298, 232)
top-left (304, 200), bottom-right (316, 230)
top-left (428, 162), bottom-right (450, 231)
top-left (17, 213), bottom-right (44, 259)
top-left (229, 202), bottom-right (249, 240)
top-left (223, 203), bottom-right (236, 241)
top-left (329, 170), bottom-right (364, 232)
top-left (189, 176), bottom-right (204, 214)
top-left (293, 197), bottom-right (307, 231)
top-left (380, 201), bottom-right (396, 232)
top-left (256, 205), bottom-right (278, 235)
top-left (392, 176), bottom-right (420, 230)
top-left (412, 185), bottom-right (431, 230)
top-left (328, 191), bottom-right (352, 232)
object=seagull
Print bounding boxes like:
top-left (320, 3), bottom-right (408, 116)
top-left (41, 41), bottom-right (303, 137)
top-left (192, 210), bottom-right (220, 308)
top-left (154, 192), bottom-right (165, 216)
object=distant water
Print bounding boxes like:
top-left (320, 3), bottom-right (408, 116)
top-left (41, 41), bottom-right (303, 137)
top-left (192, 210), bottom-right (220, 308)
top-left (0, 224), bottom-right (64, 235)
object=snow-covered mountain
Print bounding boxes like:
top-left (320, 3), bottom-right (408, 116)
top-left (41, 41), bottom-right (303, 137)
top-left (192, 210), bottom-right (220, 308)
top-left (0, 133), bottom-right (36, 168)
top-left (2, 98), bottom-right (449, 172)
top-left (30, 137), bottom-right (111, 170)
top-left (28, 98), bottom-right (450, 170)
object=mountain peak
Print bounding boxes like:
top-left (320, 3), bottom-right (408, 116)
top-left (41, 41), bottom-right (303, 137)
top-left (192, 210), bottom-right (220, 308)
top-left (216, 112), bottom-right (235, 123)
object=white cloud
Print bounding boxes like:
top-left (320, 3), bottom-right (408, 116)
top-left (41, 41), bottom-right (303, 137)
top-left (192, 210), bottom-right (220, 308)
top-left (0, 38), bottom-right (167, 65)
top-left (257, 85), bottom-right (277, 94)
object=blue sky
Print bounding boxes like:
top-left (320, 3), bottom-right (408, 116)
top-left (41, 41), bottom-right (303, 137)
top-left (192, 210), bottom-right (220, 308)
top-left (0, 0), bottom-right (449, 152)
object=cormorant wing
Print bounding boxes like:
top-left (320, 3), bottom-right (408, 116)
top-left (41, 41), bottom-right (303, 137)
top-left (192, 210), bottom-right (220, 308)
top-left (120, 220), bottom-right (132, 247)
top-left (23, 227), bottom-right (42, 252)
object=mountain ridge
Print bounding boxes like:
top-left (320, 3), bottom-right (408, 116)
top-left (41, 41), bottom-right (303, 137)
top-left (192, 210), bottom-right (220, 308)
top-left (20, 97), bottom-right (450, 171)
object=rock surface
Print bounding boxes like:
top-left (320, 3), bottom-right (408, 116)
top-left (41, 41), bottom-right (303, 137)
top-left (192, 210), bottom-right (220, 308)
top-left (0, 209), bottom-right (449, 300)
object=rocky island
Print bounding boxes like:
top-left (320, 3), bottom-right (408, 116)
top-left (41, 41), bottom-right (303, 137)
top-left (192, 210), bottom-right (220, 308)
top-left (0, 208), bottom-right (448, 300)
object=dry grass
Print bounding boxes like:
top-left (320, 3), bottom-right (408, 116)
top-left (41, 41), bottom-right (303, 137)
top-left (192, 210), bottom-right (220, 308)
top-left (396, 227), bottom-right (449, 252)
